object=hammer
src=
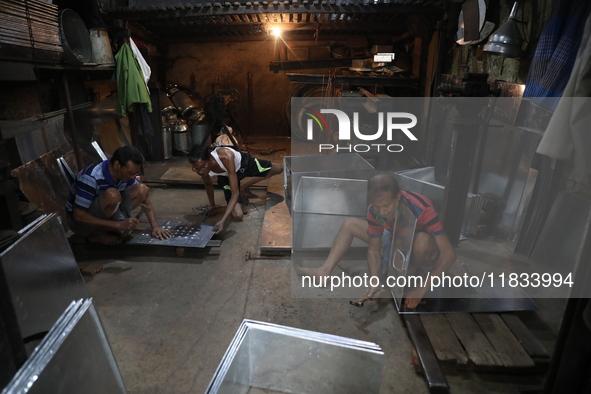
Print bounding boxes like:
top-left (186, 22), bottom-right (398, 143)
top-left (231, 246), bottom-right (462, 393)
top-left (123, 203), bottom-right (151, 237)
top-left (349, 297), bottom-right (377, 307)
top-left (349, 288), bottom-right (386, 307)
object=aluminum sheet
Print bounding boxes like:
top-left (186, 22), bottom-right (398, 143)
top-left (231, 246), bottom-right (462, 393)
top-left (386, 199), bottom-right (417, 309)
top-left (284, 153), bottom-right (374, 211)
top-left (207, 319), bottom-right (383, 394)
top-left (384, 200), bottom-right (538, 313)
top-left (531, 191), bottom-right (591, 275)
top-left (0, 214), bottom-right (88, 340)
top-left (127, 220), bottom-right (216, 248)
top-left (16, 115), bottom-right (67, 164)
top-left (393, 166), bottom-right (483, 235)
top-left (292, 176), bottom-right (368, 250)
top-left (2, 299), bottom-right (126, 394)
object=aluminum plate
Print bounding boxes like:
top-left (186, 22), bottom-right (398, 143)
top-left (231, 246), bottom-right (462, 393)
top-left (127, 220), bottom-right (216, 248)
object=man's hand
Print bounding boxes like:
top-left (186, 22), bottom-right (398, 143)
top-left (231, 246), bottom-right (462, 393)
top-left (212, 220), bottom-right (225, 234)
top-left (151, 226), bottom-right (173, 240)
top-left (404, 286), bottom-right (428, 309)
top-left (118, 218), bottom-right (139, 232)
top-left (205, 205), bottom-right (218, 218)
top-left (366, 286), bottom-right (384, 298)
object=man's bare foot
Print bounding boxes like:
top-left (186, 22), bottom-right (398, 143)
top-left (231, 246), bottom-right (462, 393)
top-left (240, 187), bottom-right (258, 199)
top-left (87, 232), bottom-right (123, 245)
top-left (295, 266), bottom-right (332, 278)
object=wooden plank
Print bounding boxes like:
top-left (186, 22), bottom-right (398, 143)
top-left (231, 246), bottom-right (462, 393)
top-left (446, 313), bottom-right (503, 367)
top-left (473, 313), bottom-right (535, 368)
top-left (404, 315), bottom-right (450, 392)
top-left (420, 314), bottom-right (468, 365)
top-left (259, 174), bottom-right (291, 254)
top-left (500, 313), bottom-right (549, 358)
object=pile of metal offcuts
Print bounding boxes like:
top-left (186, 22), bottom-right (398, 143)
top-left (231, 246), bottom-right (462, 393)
top-left (127, 220), bottom-right (216, 248)
top-left (206, 319), bottom-right (384, 394)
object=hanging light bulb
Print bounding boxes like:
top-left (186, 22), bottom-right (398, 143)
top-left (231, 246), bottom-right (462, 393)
top-left (483, 2), bottom-right (524, 58)
top-left (271, 27), bottom-right (282, 37)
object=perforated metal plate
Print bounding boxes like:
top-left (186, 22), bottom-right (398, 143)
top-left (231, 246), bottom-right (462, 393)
top-left (128, 220), bottom-right (216, 248)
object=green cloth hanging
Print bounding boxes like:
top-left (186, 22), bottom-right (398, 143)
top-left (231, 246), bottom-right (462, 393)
top-left (114, 43), bottom-right (152, 117)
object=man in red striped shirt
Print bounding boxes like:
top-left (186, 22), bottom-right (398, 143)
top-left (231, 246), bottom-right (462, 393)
top-left (298, 173), bottom-right (456, 309)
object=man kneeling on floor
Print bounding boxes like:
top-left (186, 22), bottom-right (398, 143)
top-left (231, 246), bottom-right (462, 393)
top-left (189, 143), bottom-right (283, 234)
top-left (298, 173), bottom-right (456, 309)
top-left (66, 146), bottom-right (172, 244)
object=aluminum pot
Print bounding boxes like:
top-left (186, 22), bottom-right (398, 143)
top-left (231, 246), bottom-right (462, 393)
top-left (59, 9), bottom-right (92, 65)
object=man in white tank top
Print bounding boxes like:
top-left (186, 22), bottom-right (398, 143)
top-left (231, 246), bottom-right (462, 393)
top-left (189, 144), bottom-right (283, 233)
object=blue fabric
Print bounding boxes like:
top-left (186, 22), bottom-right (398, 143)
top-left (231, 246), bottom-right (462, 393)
top-left (523, 0), bottom-right (591, 110)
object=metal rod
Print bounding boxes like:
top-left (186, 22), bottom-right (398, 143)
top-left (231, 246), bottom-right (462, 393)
top-left (61, 72), bottom-right (83, 170)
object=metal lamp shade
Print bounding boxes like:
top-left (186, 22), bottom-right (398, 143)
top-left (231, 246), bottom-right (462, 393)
top-left (483, 2), bottom-right (524, 58)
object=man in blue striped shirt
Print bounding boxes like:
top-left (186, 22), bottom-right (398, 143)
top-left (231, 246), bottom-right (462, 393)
top-left (66, 146), bottom-right (172, 244)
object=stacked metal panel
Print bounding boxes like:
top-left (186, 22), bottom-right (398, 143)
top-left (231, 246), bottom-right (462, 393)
top-left (393, 166), bottom-right (483, 235)
top-left (2, 299), bottom-right (126, 394)
top-left (206, 319), bottom-right (384, 394)
top-left (0, 0), bottom-right (63, 61)
top-left (0, 213), bottom-right (88, 346)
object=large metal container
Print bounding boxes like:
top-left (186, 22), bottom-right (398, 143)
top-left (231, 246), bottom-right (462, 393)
top-left (393, 166), bottom-right (483, 235)
top-left (190, 121), bottom-right (210, 146)
top-left (58, 9), bottom-right (92, 65)
top-left (292, 176), bottom-right (368, 250)
top-left (284, 153), bottom-right (375, 211)
top-left (167, 85), bottom-right (198, 119)
top-left (171, 121), bottom-right (191, 154)
top-left (89, 27), bottom-right (114, 66)
top-left (206, 320), bottom-right (383, 394)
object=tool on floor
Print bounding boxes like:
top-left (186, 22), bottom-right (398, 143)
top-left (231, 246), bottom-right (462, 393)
top-left (123, 203), bottom-right (150, 237)
top-left (350, 288), bottom-right (387, 307)
top-left (349, 296), bottom-right (377, 307)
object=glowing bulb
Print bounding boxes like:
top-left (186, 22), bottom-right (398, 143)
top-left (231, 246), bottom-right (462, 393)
top-left (271, 27), bottom-right (281, 37)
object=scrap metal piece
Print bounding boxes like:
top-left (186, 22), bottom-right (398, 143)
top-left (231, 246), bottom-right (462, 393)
top-left (127, 220), bottom-right (216, 248)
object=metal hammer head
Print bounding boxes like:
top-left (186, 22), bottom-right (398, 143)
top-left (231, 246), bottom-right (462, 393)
top-left (350, 297), bottom-right (371, 307)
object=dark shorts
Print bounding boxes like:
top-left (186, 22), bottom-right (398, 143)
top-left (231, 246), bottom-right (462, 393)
top-left (66, 188), bottom-right (133, 237)
top-left (217, 152), bottom-right (273, 203)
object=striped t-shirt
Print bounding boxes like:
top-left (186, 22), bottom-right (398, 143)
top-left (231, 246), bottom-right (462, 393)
top-left (367, 191), bottom-right (444, 238)
top-left (66, 160), bottom-right (137, 213)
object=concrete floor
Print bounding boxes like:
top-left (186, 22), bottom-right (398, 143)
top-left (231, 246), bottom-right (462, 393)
top-left (78, 148), bottom-right (562, 394)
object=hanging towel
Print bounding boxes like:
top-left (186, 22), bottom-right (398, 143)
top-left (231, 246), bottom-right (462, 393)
top-left (536, 11), bottom-right (591, 177)
top-left (114, 43), bottom-right (152, 117)
top-left (523, 0), bottom-right (591, 110)
top-left (129, 38), bottom-right (151, 91)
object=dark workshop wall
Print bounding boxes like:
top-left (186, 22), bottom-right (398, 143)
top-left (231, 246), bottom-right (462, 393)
top-left (445, 0), bottom-right (556, 84)
top-left (166, 40), bottom-right (316, 138)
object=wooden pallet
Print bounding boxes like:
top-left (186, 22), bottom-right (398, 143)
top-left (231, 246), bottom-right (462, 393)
top-left (420, 312), bottom-right (549, 371)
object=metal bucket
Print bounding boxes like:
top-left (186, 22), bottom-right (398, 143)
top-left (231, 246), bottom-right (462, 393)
top-left (89, 27), bottom-right (114, 66)
top-left (190, 122), bottom-right (210, 146)
top-left (173, 131), bottom-right (191, 154)
top-left (162, 125), bottom-right (172, 159)
top-left (59, 9), bottom-right (92, 65)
